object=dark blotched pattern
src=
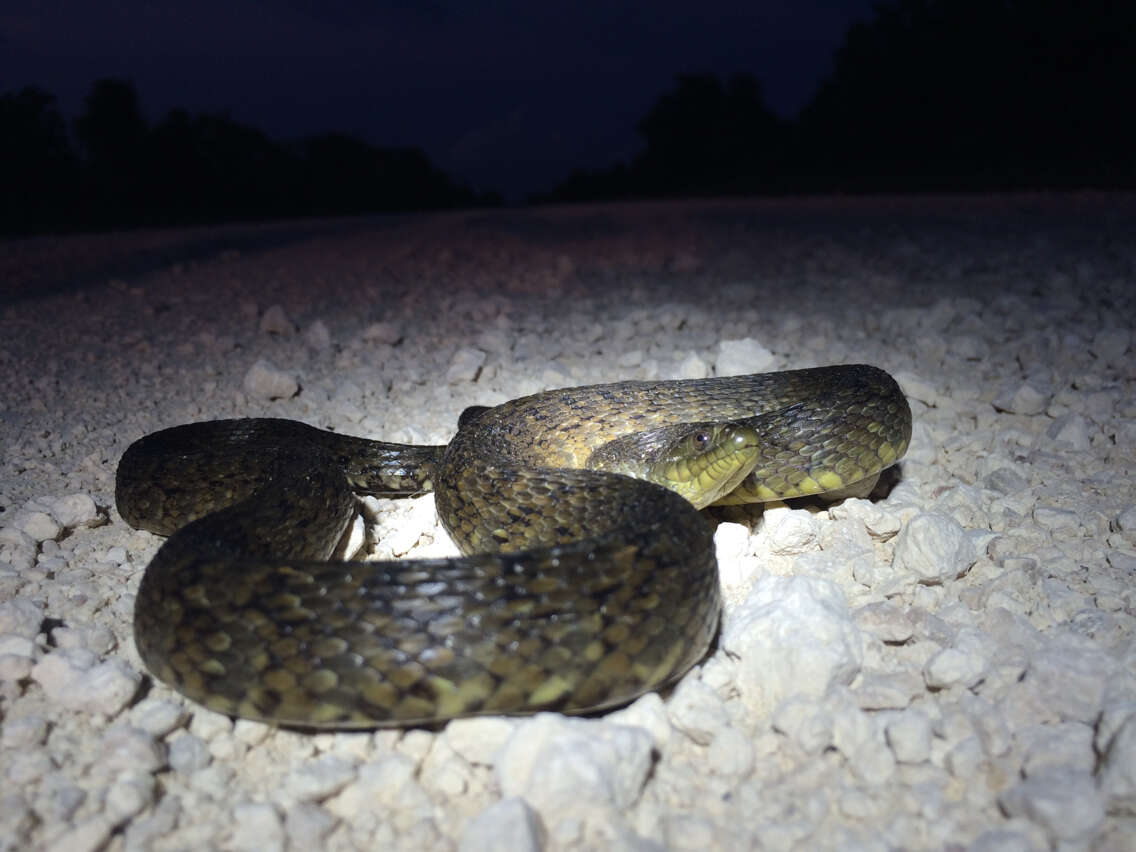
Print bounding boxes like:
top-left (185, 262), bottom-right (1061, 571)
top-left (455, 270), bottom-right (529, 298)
top-left (118, 365), bottom-right (910, 727)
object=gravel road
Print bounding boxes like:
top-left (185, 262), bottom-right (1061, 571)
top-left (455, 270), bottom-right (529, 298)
top-left (1, 195), bottom-right (1133, 850)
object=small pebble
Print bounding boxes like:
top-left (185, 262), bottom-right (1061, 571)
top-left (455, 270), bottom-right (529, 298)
top-left (714, 338), bottom-right (774, 376)
top-left (259, 304), bottom-right (294, 335)
top-left (1098, 712), bottom-right (1136, 814)
top-left (892, 512), bottom-right (977, 584)
top-left (0, 597), bottom-right (44, 638)
top-left (1, 715), bottom-right (48, 748)
top-left (168, 733), bottom-right (212, 773)
top-left (3, 199), bottom-right (1132, 852)
top-left (999, 768), bottom-right (1105, 843)
top-left (49, 493), bottom-right (100, 529)
top-left (100, 725), bottom-right (166, 772)
top-left (243, 359), bottom-right (298, 399)
top-left (284, 754), bottom-right (358, 803)
top-left (229, 802), bottom-right (285, 852)
top-left (459, 797), bottom-right (544, 852)
top-left (495, 714), bottom-right (653, 812)
top-left (284, 803), bottom-right (338, 848)
top-left (667, 678), bottom-right (730, 745)
top-left (446, 347), bottom-right (487, 383)
top-left (442, 716), bottom-right (516, 766)
top-left (130, 698), bottom-right (187, 737)
top-left (361, 320), bottom-right (401, 344)
top-left (885, 708), bottom-right (932, 763)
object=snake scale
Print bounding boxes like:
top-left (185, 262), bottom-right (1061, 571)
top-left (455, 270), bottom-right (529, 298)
top-left (116, 364), bottom-right (911, 728)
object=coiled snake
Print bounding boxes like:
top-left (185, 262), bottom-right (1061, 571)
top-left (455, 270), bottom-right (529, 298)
top-left (116, 364), bottom-right (910, 727)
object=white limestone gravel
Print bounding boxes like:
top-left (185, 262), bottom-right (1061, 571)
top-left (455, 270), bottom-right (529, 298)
top-left (1, 195), bottom-right (1134, 850)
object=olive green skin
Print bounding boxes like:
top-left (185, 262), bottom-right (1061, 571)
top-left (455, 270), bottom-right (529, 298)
top-left (117, 364), bottom-right (911, 728)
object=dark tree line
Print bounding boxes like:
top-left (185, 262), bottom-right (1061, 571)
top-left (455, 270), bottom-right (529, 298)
top-left (536, 0), bottom-right (1136, 202)
top-left (1, 79), bottom-right (498, 235)
top-left (4, 0), bottom-right (1132, 232)
top-left (2, 86), bottom-right (83, 232)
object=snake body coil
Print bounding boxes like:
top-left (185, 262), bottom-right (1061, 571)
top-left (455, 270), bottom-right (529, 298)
top-left (117, 364), bottom-right (911, 727)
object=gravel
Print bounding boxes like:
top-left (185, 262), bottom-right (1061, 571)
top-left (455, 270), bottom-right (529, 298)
top-left (1, 195), bottom-right (1134, 850)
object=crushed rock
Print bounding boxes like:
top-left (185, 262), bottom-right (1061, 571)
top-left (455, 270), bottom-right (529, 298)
top-left (1, 196), bottom-right (1134, 850)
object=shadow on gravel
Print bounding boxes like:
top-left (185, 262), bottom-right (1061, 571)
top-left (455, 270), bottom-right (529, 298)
top-left (0, 215), bottom-right (405, 307)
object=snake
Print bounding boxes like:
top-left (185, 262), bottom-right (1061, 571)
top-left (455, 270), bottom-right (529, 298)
top-left (116, 364), bottom-right (911, 728)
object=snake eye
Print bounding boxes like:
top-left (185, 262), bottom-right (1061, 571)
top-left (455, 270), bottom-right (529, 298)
top-left (692, 431), bottom-right (711, 451)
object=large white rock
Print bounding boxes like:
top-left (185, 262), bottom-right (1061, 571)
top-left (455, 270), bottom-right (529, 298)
top-left (446, 347), bottom-right (487, 384)
top-left (1098, 711), bottom-right (1136, 815)
top-left (714, 338), bottom-right (774, 376)
top-left (243, 359), bottom-right (298, 400)
top-left (49, 493), bottom-right (100, 529)
top-left (31, 650), bottom-right (140, 716)
top-left (494, 713), bottom-right (653, 812)
top-left (999, 768), bottom-right (1105, 843)
top-left (722, 575), bottom-right (862, 717)
top-left (892, 512), bottom-right (977, 584)
top-left (459, 798), bottom-right (544, 852)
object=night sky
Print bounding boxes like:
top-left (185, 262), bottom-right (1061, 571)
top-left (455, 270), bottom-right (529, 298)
top-left (3, 1), bottom-right (878, 200)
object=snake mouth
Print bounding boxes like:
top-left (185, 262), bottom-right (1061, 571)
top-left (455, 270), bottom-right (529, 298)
top-left (584, 420), bottom-right (762, 509)
top-left (658, 423), bottom-right (762, 509)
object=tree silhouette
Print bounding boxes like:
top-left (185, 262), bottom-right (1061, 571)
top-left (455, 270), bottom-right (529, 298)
top-left (149, 109), bottom-right (298, 221)
top-left (298, 133), bottom-right (482, 213)
top-left (6, 0), bottom-right (1132, 231)
top-left (0, 76), bottom-right (492, 233)
top-left (0, 87), bottom-right (79, 232)
top-left (634, 73), bottom-right (786, 194)
top-left (537, 0), bottom-right (1135, 200)
top-left (797, 0), bottom-right (1136, 188)
top-left (535, 72), bottom-right (789, 202)
top-left (74, 78), bottom-right (151, 219)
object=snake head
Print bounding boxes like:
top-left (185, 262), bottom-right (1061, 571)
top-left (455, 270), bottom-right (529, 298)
top-left (585, 421), bottom-right (760, 509)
